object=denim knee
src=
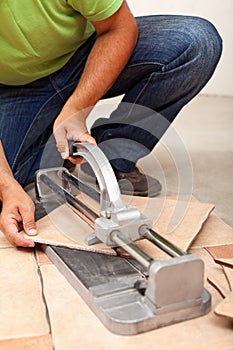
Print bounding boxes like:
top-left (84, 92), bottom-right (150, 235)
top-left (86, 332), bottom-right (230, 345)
top-left (186, 16), bottom-right (222, 74)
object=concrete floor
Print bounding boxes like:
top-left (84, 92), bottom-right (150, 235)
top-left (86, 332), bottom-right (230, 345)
top-left (140, 95), bottom-right (233, 228)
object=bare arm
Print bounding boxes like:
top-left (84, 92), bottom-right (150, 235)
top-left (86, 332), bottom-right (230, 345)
top-left (0, 141), bottom-right (37, 247)
top-left (54, 0), bottom-right (138, 158)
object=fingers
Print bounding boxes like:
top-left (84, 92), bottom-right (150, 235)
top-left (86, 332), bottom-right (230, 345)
top-left (0, 195), bottom-right (37, 248)
top-left (21, 208), bottom-right (37, 237)
top-left (53, 125), bottom-right (70, 159)
top-left (54, 113), bottom-right (96, 160)
top-left (67, 132), bottom-right (97, 164)
top-left (53, 111), bottom-right (93, 159)
top-left (78, 132), bottom-right (97, 145)
top-left (2, 220), bottom-right (35, 248)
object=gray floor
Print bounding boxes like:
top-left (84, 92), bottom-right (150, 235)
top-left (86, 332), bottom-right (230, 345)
top-left (140, 95), bottom-right (233, 228)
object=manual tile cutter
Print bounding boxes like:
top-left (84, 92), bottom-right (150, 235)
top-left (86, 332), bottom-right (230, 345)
top-left (35, 142), bottom-right (211, 335)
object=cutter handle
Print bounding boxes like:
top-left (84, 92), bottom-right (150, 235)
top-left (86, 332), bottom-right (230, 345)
top-left (71, 142), bottom-right (126, 214)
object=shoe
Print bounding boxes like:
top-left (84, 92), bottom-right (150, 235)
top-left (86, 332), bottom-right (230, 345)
top-left (63, 159), bottom-right (76, 173)
top-left (79, 163), bottom-right (161, 198)
top-left (115, 167), bottom-right (161, 197)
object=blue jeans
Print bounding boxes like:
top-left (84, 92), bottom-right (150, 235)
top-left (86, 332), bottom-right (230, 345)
top-left (0, 15), bottom-right (222, 186)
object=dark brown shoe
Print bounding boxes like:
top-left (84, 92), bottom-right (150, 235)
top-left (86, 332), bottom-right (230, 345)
top-left (63, 159), bottom-right (76, 173)
top-left (115, 168), bottom-right (161, 197)
top-left (79, 163), bottom-right (161, 197)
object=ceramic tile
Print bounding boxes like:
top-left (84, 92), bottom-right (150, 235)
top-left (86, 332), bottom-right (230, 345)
top-left (206, 244), bottom-right (233, 268)
top-left (206, 244), bottom-right (233, 259)
top-left (215, 258), bottom-right (233, 268)
top-left (189, 248), bottom-right (231, 298)
top-left (23, 204), bottom-right (116, 256)
top-left (119, 197), bottom-right (214, 259)
top-left (23, 197), bottom-right (213, 260)
top-left (215, 292), bottom-right (233, 320)
top-left (0, 248), bottom-right (49, 339)
top-left (223, 265), bottom-right (233, 291)
top-left (191, 214), bottom-right (233, 248)
top-left (40, 262), bottom-right (233, 350)
top-left (35, 246), bottom-right (53, 265)
top-left (0, 334), bottom-right (53, 350)
top-left (0, 231), bottom-right (13, 248)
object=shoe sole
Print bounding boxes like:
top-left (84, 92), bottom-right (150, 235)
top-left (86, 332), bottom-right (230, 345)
top-left (78, 165), bottom-right (161, 198)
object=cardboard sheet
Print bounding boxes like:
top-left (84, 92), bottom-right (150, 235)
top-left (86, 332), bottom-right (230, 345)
top-left (22, 196), bottom-right (214, 258)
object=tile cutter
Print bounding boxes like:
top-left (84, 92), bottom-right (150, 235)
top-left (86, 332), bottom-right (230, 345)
top-left (35, 142), bottom-right (211, 335)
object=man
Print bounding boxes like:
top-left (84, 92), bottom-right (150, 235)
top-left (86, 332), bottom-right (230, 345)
top-left (0, 0), bottom-right (222, 247)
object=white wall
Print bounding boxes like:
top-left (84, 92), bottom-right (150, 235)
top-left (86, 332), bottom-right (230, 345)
top-left (127, 0), bottom-right (233, 96)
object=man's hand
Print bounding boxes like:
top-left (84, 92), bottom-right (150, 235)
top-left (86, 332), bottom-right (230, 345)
top-left (0, 181), bottom-right (37, 247)
top-left (53, 102), bottom-right (96, 162)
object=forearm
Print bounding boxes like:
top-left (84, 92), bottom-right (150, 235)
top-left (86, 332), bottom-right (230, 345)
top-left (0, 141), bottom-right (17, 199)
top-left (53, 1), bottom-right (138, 158)
top-left (64, 1), bottom-right (138, 112)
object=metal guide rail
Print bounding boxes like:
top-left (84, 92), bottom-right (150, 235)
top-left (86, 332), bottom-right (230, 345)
top-left (35, 142), bottom-right (211, 335)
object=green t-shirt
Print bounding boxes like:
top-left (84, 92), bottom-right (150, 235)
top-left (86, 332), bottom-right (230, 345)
top-left (0, 0), bottom-right (123, 85)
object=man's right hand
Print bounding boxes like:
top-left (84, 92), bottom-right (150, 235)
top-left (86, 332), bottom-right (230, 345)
top-left (0, 180), bottom-right (37, 247)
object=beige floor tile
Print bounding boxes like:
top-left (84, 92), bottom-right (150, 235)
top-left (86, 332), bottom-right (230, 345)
top-left (222, 265), bottom-right (233, 291)
top-left (40, 263), bottom-right (233, 350)
top-left (206, 244), bottom-right (233, 269)
top-left (35, 246), bottom-right (53, 265)
top-left (215, 292), bottom-right (233, 320)
top-left (217, 258), bottom-right (233, 268)
top-left (0, 248), bottom-right (49, 339)
top-left (206, 244), bottom-right (233, 259)
top-left (117, 197), bottom-right (214, 259)
top-left (0, 231), bottom-right (13, 248)
top-left (136, 198), bottom-right (214, 259)
top-left (190, 248), bottom-right (231, 298)
top-left (0, 334), bottom-right (53, 350)
top-left (191, 214), bottom-right (233, 248)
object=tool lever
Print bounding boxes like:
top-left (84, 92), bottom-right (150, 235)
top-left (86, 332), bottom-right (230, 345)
top-left (71, 142), bottom-right (124, 213)
top-left (71, 142), bottom-right (152, 246)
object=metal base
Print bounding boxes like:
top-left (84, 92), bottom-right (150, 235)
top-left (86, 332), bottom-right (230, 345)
top-left (41, 245), bottom-right (211, 335)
